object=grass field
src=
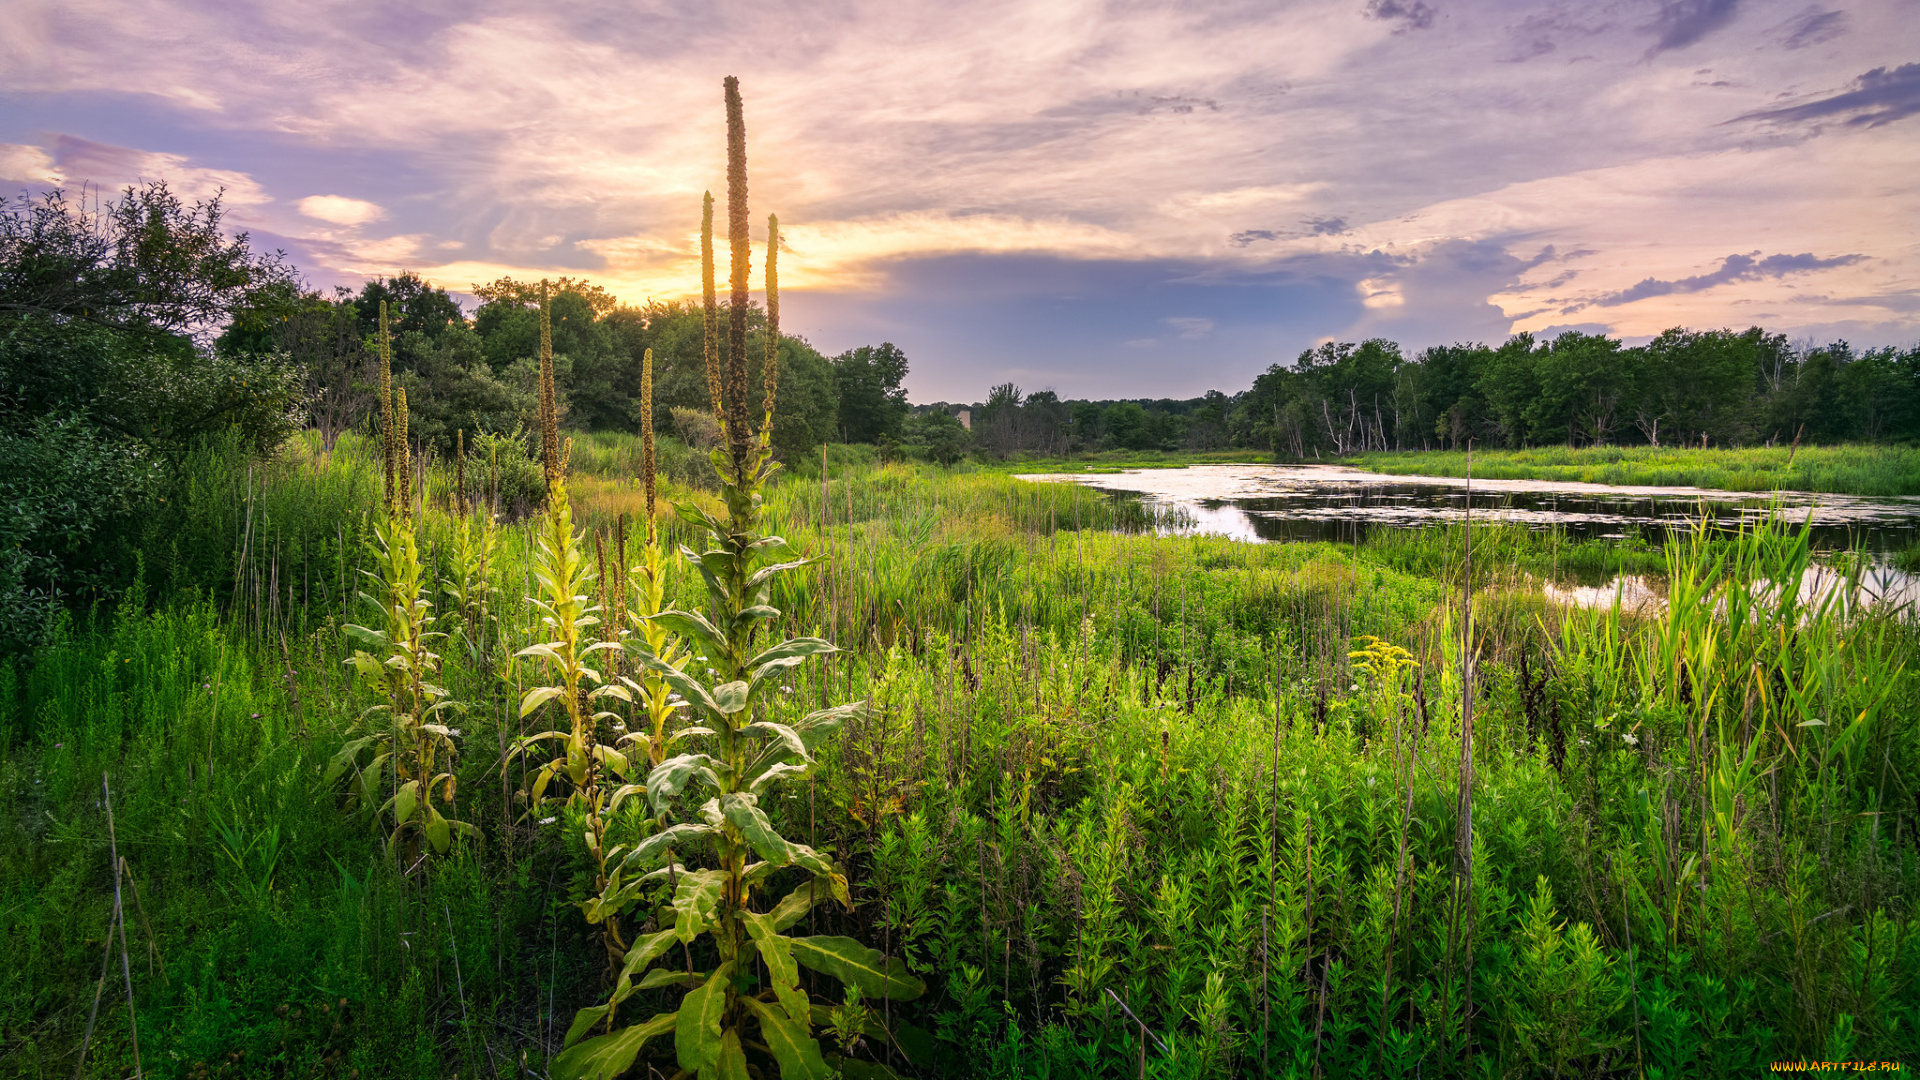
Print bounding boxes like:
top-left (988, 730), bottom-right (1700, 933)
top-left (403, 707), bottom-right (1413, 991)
top-left (2, 432), bottom-right (1916, 1078)
top-left (1345, 444), bottom-right (1920, 497)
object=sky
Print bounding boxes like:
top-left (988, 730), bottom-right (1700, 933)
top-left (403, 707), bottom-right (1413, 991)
top-left (3, 0), bottom-right (1917, 403)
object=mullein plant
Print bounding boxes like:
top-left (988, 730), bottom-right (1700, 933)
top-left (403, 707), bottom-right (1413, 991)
top-left (326, 302), bottom-right (473, 862)
top-left (623, 348), bottom-right (691, 769)
top-left (510, 282), bottom-right (641, 979)
top-left (444, 431), bottom-right (501, 669)
top-left (552, 76), bottom-right (923, 1080)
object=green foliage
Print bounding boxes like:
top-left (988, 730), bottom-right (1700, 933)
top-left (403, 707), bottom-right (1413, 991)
top-left (832, 342), bottom-right (911, 444)
top-left (4, 413), bottom-right (1918, 1078)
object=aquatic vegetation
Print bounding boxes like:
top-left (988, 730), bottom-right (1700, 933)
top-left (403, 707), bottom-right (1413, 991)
top-left (1350, 443), bottom-right (1920, 497)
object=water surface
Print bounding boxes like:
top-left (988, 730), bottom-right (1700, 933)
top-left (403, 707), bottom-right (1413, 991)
top-left (1017, 464), bottom-right (1920, 553)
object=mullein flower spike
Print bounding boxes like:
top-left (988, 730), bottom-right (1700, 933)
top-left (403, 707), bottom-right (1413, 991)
top-left (394, 387), bottom-right (412, 524)
top-left (723, 74), bottom-right (753, 474)
top-left (640, 347), bottom-right (657, 533)
top-left (762, 213), bottom-right (779, 433)
top-left (378, 299), bottom-right (396, 514)
top-left (700, 193), bottom-right (724, 424)
top-left (538, 279), bottom-right (561, 496)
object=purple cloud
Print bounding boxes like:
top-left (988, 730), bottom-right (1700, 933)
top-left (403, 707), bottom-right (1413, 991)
top-left (1591, 251), bottom-right (1864, 308)
top-left (1733, 63), bottom-right (1920, 129)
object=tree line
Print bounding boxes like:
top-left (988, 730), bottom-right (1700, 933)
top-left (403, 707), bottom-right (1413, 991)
top-left (253, 270), bottom-right (914, 463)
top-left (5, 182), bottom-right (1917, 646)
top-left (954, 330), bottom-right (1920, 459)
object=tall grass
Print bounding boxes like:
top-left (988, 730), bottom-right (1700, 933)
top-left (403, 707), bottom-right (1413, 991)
top-left (1349, 443), bottom-right (1920, 497)
top-left (2, 446), bottom-right (1915, 1078)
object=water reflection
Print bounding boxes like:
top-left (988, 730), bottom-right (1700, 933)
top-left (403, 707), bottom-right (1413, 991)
top-left (1018, 464), bottom-right (1920, 553)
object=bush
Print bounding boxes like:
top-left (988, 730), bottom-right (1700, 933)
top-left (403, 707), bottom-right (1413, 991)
top-left (465, 426), bottom-right (546, 517)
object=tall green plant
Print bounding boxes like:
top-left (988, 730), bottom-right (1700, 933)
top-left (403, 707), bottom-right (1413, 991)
top-left (327, 306), bottom-right (473, 860)
top-left (510, 291), bottom-right (639, 978)
top-left (553, 76), bottom-right (923, 1080)
top-left (626, 347), bottom-right (689, 768)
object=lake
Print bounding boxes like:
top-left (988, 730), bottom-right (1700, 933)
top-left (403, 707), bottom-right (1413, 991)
top-left (1016, 464), bottom-right (1920, 553)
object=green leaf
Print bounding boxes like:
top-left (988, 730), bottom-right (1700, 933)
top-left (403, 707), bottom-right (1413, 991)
top-left (675, 960), bottom-right (731, 1073)
top-left (515, 642), bottom-right (567, 664)
top-left (673, 869), bottom-right (727, 944)
top-left (741, 996), bottom-right (832, 1079)
top-left (766, 880), bottom-right (836, 932)
top-left (739, 721), bottom-right (809, 762)
top-left (740, 909), bottom-right (809, 1024)
top-left (709, 1028), bottom-right (749, 1080)
top-left (551, 1010), bottom-right (676, 1080)
top-left (562, 1004), bottom-right (610, 1049)
top-left (744, 638), bottom-right (835, 671)
top-left (711, 680), bottom-right (750, 715)
top-left (793, 702), bottom-right (867, 747)
top-left (638, 967), bottom-right (705, 991)
top-left (683, 548), bottom-right (733, 607)
top-left (518, 685), bottom-right (565, 718)
top-left (647, 609), bottom-right (727, 660)
top-left (674, 501), bottom-right (725, 534)
top-left (789, 937), bottom-right (925, 1001)
top-left (393, 780), bottom-right (419, 826)
top-left (720, 792), bottom-right (791, 866)
top-left (648, 754), bottom-right (721, 814)
top-left (747, 656), bottom-right (810, 700)
top-left (634, 656), bottom-right (722, 718)
top-left (748, 760), bottom-right (810, 795)
top-left (620, 822), bottom-right (713, 871)
top-left (615, 928), bottom-right (681, 991)
top-left (746, 558), bottom-right (815, 590)
top-left (423, 805), bottom-right (451, 854)
top-left (322, 735), bottom-right (382, 785)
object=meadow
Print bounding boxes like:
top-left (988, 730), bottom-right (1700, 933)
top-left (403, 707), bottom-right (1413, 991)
top-left (1345, 444), bottom-right (1920, 498)
top-left (2, 425), bottom-right (1916, 1080)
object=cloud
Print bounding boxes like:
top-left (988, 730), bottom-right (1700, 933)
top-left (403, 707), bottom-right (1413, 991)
top-left (1165, 316), bottom-right (1214, 338)
top-left (5, 0), bottom-right (1917, 386)
top-left (45, 135), bottom-right (270, 208)
top-left (1590, 251), bottom-right (1864, 308)
top-left (1644, 0), bottom-right (1741, 55)
top-left (1776, 7), bottom-right (1847, 50)
top-left (0, 144), bottom-right (63, 185)
top-left (297, 195), bottom-right (387, 226)
top-left (1732, 63), bottom-right (1920, 129)
top-left (1364, 0), bottom-right (1437, 33)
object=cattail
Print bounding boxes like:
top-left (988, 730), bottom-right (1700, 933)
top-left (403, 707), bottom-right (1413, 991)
top-left (455, 428), bottom-right (466, 514)
top-left (394, 387), bottom-right (412, 523)
top-left (762, 213), bottom-right (779, 432)
top-left (538, 280), bottom-right (561, 493)
top-left (700, 193), bottom-right (724, 423)
top-left (379, 300), bottom-right (396, 513)
top-left (723, 75), bottom-right (752, 472)
top-left (641, 347), bottom-right (658, 535)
